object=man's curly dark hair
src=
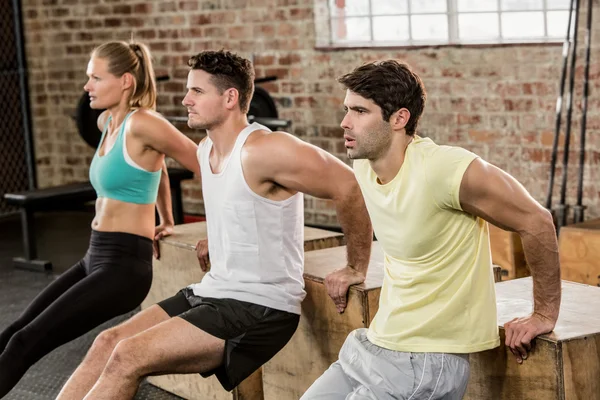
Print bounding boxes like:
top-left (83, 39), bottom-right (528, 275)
top-left (188, 50), bottom-right (255, 114)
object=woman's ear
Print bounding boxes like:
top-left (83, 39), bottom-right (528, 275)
top-left (121, 72), bottom-right (135, 91)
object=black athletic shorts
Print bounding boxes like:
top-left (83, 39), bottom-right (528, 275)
top-left (157, 287), bottom-right (300, 391)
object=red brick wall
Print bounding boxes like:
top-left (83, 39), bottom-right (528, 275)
top-left (22, 0), bottom-right (600, 226)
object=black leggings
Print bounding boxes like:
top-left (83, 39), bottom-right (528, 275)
top-left (0, 230), bottom-right (153, 398)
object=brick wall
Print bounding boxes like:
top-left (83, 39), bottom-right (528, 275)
top-left (22, 0), bottom-right (600, 226)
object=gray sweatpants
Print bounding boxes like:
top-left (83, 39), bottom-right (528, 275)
top-left (301, 329), bottom-right (470, 400)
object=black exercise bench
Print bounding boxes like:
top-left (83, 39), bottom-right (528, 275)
top-left (4, 168), bottom-right (193, 272)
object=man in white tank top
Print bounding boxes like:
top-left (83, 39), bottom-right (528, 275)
top-left (59, 51), bottom-right (373, 399)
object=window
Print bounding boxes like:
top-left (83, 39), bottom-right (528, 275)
top-left (326, 0), bottom-right (572, 46)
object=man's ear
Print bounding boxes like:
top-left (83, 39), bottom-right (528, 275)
top-left (223, 88), bottom-right (240, 110)
top-left (390, 108), bottom-right (410, 131)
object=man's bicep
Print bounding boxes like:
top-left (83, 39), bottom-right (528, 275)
top-left (268, 137), bottom-right (353, 200)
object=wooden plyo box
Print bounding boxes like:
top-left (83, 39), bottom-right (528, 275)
top-left (263, 245), bottom-right (502, 400)
top-left (262, 242), bottom-right (385, 399)
top-left (488, 223), bottom-right (529, 280)
top-left (465, 277), bottom-right (600, 400)
top-left (142, 222), bottom-right (345, 400)
top-left (559, 218), bottom-right (600, 286)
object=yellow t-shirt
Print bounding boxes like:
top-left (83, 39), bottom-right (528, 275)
top-left (354, 136), bottom-right (500, 353)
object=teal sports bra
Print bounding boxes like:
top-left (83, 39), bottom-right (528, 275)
top-left (89, 111), bottom-right (161, 205)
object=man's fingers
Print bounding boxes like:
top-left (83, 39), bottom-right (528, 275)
top-left (504, 322), bottom-right (522, 363)
top-left (334, 282), bottom-right (343, 304)
top-left (202, 255), bottom-right (210, 271)
top-left (198, 248), bottom-right (208, 271)
top-left (514, 342), bottom-right (527, 361)
top-left (502, 315), bottom-right (550, 364)
top-left (325, 280), bottom-right (343, 312)
top-left (200, 249), bottom-right (209, 271)
top-left (197, 250), bottom-right (204, 269)
top-left (195, 239), bottom-right (209, 271)
top-left (509, 347), bottom-right (522, 363)
top-left (337, 284), bottom-right (347, 312)
top-left (507, 330), bottom-right (522, 363)
top-left (327, 281), bottom-right (338, 304)
top-left (509, 328), bottom-right (521, 355)
top-left (506, 325), bottom-right (533, 364)
top-left (514, 330), bottom-right (529, 359)
top-left (324, 270), bottom-right (360, 313)
top-left (520, 332), bottom-right (534, 353)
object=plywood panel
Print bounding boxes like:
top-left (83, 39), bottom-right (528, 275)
top-left (465, 331), bottom-right (561, 400)
top-left (148, 368), bottom-right (263, 400)
top-left (562, 335), bottom-right (600, 400)
top-left (488, 224), bottom-right (528, 280)
top-left (559, 219), bottom-right (600, 286)
top-left (466, 278), bottom-right (600, 400)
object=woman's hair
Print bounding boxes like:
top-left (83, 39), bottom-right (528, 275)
top-left (92, 41), bottom-right (157, 110)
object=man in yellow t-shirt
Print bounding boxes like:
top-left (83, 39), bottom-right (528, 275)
top-left (302, 61), bottom-right (561, 399)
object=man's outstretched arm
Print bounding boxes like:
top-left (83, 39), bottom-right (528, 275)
top-left (459, 158), bottom-right (561, 364)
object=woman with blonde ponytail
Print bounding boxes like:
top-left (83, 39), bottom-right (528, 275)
top-left (0, 41), bottom-right (199, 397)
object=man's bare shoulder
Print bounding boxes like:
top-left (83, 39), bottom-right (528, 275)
top-left (243, 130), bottom-right (302, 170)
top-left (245, 129), bottom-right (296, 144)
top-left (244, 130), bottom-right (300, 153)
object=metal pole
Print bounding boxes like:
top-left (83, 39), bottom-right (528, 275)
top-left (557, 0), bottom-right (581, 232)
top-left (573, 0), bottom-right (593, 224)
top-left (546, 0), bottom-right (576, 212)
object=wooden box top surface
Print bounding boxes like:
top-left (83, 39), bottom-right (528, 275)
top-left (304, 242), bottom-right (384, 291)
top-left (496, 277), bottom-right (600, 342)
top-left (161, 222), bottom-right (344, 251)
top-left (560, 218), bottom-right (600, 232)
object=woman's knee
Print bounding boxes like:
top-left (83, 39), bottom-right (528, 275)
top-left (3, 330), bottom-right (27, 353)
top-left (0, 329), bottom-right (36, 364)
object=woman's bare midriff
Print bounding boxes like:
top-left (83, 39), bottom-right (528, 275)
top-left (92, 197), bottom-right (156, 239)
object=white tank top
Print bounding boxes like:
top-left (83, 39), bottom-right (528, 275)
top-left (189, 123), bottom-right (306, 314)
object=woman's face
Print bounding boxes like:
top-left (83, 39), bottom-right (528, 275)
top-left (83, 56), bottom-right (126, 109)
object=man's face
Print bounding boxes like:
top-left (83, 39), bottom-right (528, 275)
top-left (340, 90), bottom-right (393, 160)
top-left (181, 69), bottom-right (228, 130)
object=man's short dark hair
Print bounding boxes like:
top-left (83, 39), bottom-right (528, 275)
top-left (338, 60), bottom-right (426, 136)
top-left (188, 50), bottom-right (255, 114)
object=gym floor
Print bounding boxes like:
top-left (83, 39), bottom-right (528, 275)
top-left (0, 211), bottom-right (182, 399)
